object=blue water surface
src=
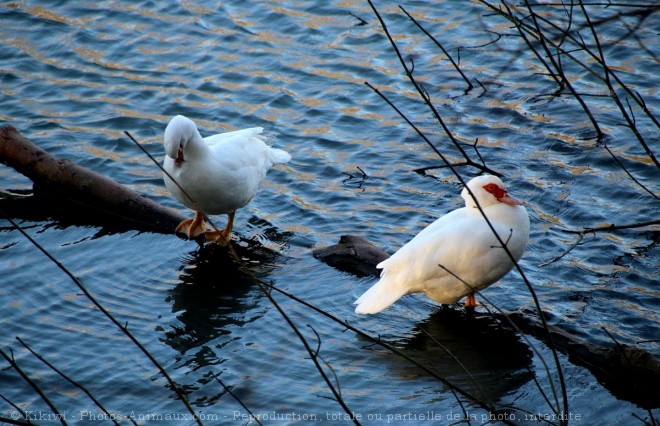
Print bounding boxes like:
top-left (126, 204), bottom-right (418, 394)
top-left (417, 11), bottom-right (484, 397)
top-left (1, 1), bottom-right (658, 425)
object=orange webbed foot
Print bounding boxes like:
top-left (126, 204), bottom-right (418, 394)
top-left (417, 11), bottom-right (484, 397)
top-left (204, 229), bottom-right (232, 245)
top-left (464, 293), bottom-right (479, 308)
top-left (203, 210), bottom-right (235, 245)
top-left (175, 212), bottom-right (207, 239)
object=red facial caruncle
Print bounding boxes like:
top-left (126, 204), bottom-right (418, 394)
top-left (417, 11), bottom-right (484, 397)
top-left (483, 183), bottom-right (522, 206)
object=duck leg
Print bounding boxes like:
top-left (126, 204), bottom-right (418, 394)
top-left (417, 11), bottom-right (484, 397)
top-left (464, 293), bottom-right (478, 308)
top-left (204, 210), bottom-right (236, 245)
top-left (175, 211), bottom-right (207, 239)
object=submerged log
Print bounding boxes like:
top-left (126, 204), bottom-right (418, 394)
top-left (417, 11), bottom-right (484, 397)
top-left (311, 235), bottom-right (388, 277)
top-left (0, 125), bottom-right (185, 234)
top-left (313, 235), bottom-right (660, 409)
top-left (508, 309), bottom-right (660, 409)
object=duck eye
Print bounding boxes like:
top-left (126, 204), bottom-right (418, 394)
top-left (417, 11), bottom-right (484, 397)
top-left (482, 183), bottom-right (506, 199)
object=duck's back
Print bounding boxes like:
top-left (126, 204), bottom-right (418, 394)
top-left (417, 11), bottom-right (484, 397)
top-left (207, 127), bottom-right (291, 167)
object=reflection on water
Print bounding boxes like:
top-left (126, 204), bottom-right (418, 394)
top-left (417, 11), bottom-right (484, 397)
top-left (167, 248), bottom-right (267, 348)
top-left (164, 218), bottom-right (291, 354)
top-left (165, 248), bottom-right (262, 354)
top-left (368, 307), bottom-right (534, 409)
top-left (162, 232), bottom-right (287, 408)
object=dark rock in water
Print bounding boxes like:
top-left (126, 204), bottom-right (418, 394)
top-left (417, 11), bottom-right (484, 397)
top-left (312, 234), bottom-right (389, 277)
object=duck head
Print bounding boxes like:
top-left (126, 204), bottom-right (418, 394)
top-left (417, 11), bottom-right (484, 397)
top-left (164, 115), bottom-right (198, 166)
top-left (462, 174), bottom-right (522, 209)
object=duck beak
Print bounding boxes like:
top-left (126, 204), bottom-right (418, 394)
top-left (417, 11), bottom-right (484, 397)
top-left (175, 146), bottom-right (184, 165)
top-left (499, 191), bottom-right (522, 206)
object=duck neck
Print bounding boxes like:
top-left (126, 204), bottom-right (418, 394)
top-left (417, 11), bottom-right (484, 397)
top-left (185, 130), bottom-right (210, 160)
top-left (465, 198), bottom-right (497, 213)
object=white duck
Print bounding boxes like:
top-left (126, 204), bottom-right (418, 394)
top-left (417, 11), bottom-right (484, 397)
top-left (163, 115), bottom-right (290, 244)
top-left (354, 175), bottom-right (530, 314)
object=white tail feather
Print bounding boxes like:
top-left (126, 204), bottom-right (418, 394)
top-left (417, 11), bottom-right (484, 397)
top-left (269, 147), bottom-right (291, 165)
top-left (354, 277), bottom-right (408, 314)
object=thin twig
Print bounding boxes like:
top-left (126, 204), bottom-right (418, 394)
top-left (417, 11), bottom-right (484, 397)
top-left (0, 416), bottom-right (34, 426)
top-left (0, 393), bottom-right (33, 425)
top-left (602, 143), bottom-right (659, 200)
top-left (526, 6), bottom-right (660, 135)
top-left (224, 244), bottom-right (360, 426)
top-left (342, 166), bottom-right (368, 189)
top-left (412, 140), bottom-right (489, 176)
top-left (211, 373), bottom-right (262, 426)
top-left (542, 219), bottom-right (660, 267)
top-left (364, 82), bottom-right (501, 177)
top-left (480, 0), bottom-right (603, 141)
top-left (399, 6), bottom-right (474, 92)
top-left (539, 233), bottom-right (585, 268)
top-left (308, 325), bottom-right (344, 400)
top-left (436, 264), bottom-right (562, 415)
top-left (258, 282), bottom-right (489, 421)
top-left (366, 0), bottom-right (477, 164)
top-left (15, 337), bottom-right (127, 426)
top-left (0, 348), bottom-right (67, 426)
top-left (516, 1), bottom-right (566, 89)
top-left (348, 11), bottom-right (368, 26)
top-left (578, 1), bottom-right (658, 167)
top-left (493, 1), bottom-right (660, 168)
top-left (562, 219), bottom-right (660, 234)
top-left (526, 0), bottom-right (603, 142)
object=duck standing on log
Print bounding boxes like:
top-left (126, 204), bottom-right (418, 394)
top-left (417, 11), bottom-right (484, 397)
top-left (163, 115), bottom-right (291, 245)
top-left (355, 175), bottom-right (530, 314)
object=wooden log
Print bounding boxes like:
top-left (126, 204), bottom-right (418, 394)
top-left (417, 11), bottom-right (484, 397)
top-left (0, 125), bottom-right (186, 234)
top-left (313, 235), bottom-right (660, 409)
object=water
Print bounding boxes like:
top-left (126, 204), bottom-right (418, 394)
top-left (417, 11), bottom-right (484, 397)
top-left (1, 1), bottom-right (658, 424)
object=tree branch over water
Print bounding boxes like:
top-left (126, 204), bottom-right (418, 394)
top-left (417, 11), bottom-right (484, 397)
top-left (478, 0), bottom-right (659, 172)
top-left (365, 0), bottom-right (497, 174)
top-left (540, 219), bottom-right (660, 267)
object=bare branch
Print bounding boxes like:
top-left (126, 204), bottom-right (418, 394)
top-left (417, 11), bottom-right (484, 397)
top-left (562, 219), bottom-right (660, 235)
top-left (0, 393), bottom-right (34, 425)
top-left (399, 5), bottom-right (474, 93)
top-left (224, 242), bottom-right (360, 425)
top-left (542, 219), bottom-right (660, 267)
top-left (0, 348), bottom-right (67, 426)
top-left (366, 0), bottom-right (477, 164)
top-left (211, 373), bottom-right (262, 426)
top-left (364, 82), bottom-right (502, 177)
top-left (15, 337), bottom-right (126, 426)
